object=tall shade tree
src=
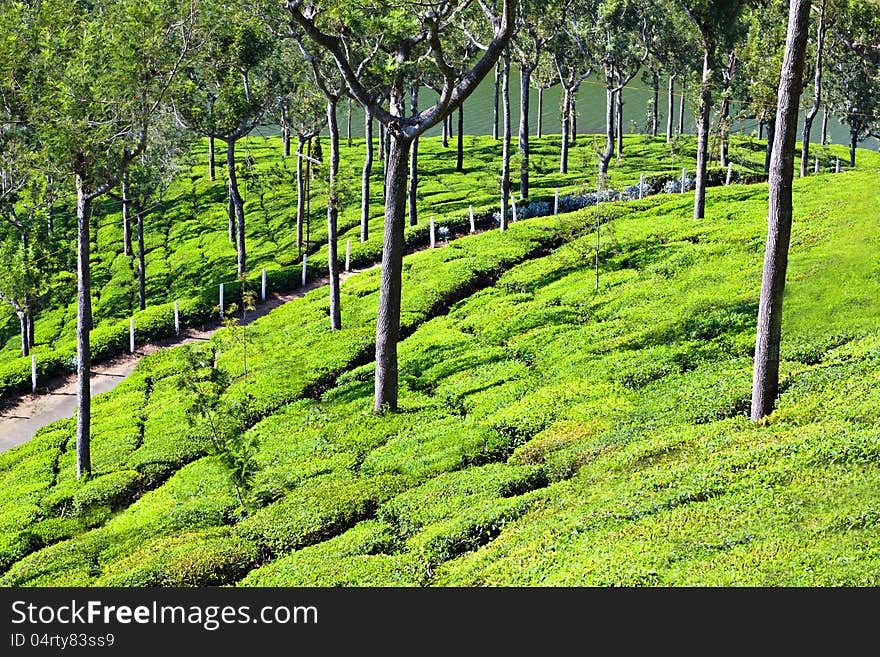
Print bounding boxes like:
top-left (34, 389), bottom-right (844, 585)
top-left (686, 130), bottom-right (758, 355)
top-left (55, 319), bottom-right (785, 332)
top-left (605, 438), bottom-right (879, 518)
top-left (0, 0), bottom-right (192, 478)
top-left (679, 0), bottom-right (749, 220)
top-left (750, 0), bottom-right (812, 422)
top-left (286, 0), bottom-right (515, 413)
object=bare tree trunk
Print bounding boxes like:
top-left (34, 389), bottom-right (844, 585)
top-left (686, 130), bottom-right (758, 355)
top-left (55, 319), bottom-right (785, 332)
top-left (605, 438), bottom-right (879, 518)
top-left (820, 104), bottom-right (828, 145)
top-left (694, 49), bottom-right (713, 220)
top-left (382, 127), bottom-right (390, 201)
top-left (208, 136), bottom-right (216, 181)
top-left (227, 180), bottom-right (235, 243)
top-left (651, 70), bottom-right (659, 137)
top-left (363, 111), bottom-right (374, 240)
top-left (519, 67), bottom-right (531, 199)
top-left (719, 53), bottom-right (736, 168)
top-left (137, 204), bottom-right (146, 311)
top-left (346, 98), bottom-right (353, 148)
top-left (850, 129), bottom-right (857, 167)
top-left (493, 60), bottom-right (500, 140)
top-left (373, 135), bottom-right (412, 413)
top-left (409, 85), bottom-right (419, 226)
top-left (27, 312), bottom-right (34, 349)
top-left (281, 105), bottom-right (291, 158)
top-left (678, 81), bottom-right (686, 134)
top-left (599, 79), bottom-right (615, 183)
top-left (379, 123), bottom-right (385, 162)
top-left (667, 74), bottom-right (675, 143)
top-left (560, 87), bottom-right (570, 174)
top-left (537, 86), bottom-right (544, 139)
top-left (327, 99), bottom-right (342, 330)
top-left (75, 175), bottom-right (92, 479)
top-left (751, 0), bottom-right (812, 422)
top-left (800, 1), bottom-right (825, 177)
top-left (569, 89), bottom-right (577, 144)
top-left (456, 102), bottom-right (464, 172)
top-left (18, 312), bottom-right (28, 358)
top-left (121, 171), bottom-right (131, 257)
top-left (227, 140), bottom-right (246, 275)
top-left (501, 49), bottom-right (511, 229)
top-left (764, 117), bottom-right (775, 173)
top-left (442, 114), bottom-right (449, 147)
top-left (296, 136), bottom-right (305, 252)
top-left (616, 85), bottom-right (624, 158)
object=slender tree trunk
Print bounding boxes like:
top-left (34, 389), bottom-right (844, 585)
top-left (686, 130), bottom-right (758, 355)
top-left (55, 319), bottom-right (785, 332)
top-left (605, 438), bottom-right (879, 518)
top-left (759, 119), bottom-right (764, 140)
top-left (694, 49), bottom-right (713, 220)
top-left (18, 312), bottom-right (28, 358)
top-left (493, 60), bottom-right (500, 140)
top-left (227, 180), bottom-right (235, 243)
top-left (296, 136), bottom-right (305, 253)
top-left (442, 114), bottom-right (449, 148)
top-left (800, 2), bottom-right (825, 177)
top-left (227, 139), bottom-right (246, 275)
top-left (327, 99), bottom-right (342, 331)
top-left (667, 75), bottom-right (675, 143)
top-left (373, 135), bottom-right (412, 413)
top-left (850, 129), bottom-right (857, 167)
top-left (501, 49), bottom-right (511, 228)
top-left (409, 85), bottom-right (419, 226)
top-left (652, 70), bottom-right (659, 137)
top-left (379, 123), bottom-right (385, 161)
top-left (456, 102), bottom-right (464, 172)
top-left (75, 175), bottom-right (92, 479)
top-left (281, 105), bottom-right (291, 158)
top-left (616, 86), bottom-right (624, 158)
top-left (382, 127), bottom-right (390, 201)
top-left (121, 171), bottom-right (131, 257)
top-left (569, 89), bottom-right (577, 144)
top-left (678, 81), bottom-right (686, 134)
top-left (537, 87), bottom-right (544, 139)
top-left (599, 78), bottom-right (615, 182)
top-left (560, 87), bottom-right (570, 174)
top-left (719, 54), bottom-right (736, 168)
top-left (363, 111), bottom-right (374, 239)
top-left (27, 312), bottom-right (34, 349)
top-left (347, 98), bottom-right (353, 148)
top-left (751, 0), bottom-right (812, 422)
top-left (519, 66), bottom-right (531, 199)
top-left (137, 205), bottom-right (146, 312)
top-left (208, 136), bottom-right (216, 181)
top-left (820, 105), bottom-right (828, 145)
top-left (765, 117), bottom-right (776, 173)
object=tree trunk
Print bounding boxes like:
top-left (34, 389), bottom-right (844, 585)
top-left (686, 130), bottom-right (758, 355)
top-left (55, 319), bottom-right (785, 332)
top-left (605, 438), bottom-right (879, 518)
top-left (518, 67), bottom-right (531, 199)
top-left (694, 49), bottom-right (713, 220)
top-left (281, 105), bottom-right (291, 158)
top-left (18, 312), bottom-right (28, 358)
top-left (121, 171), bottom-right (131, 257)
top-left (75, 175), bottom-right (92, 479)
top-left (667, 75), bottom-right (675, 143)
top-left (379, 123), bottom-right (385, 162)
top-left (651, 70), bottom-right (659, 137)
top-left (382, 127), bottom-right (390, 201)
top-left (347, 98), bottom-right (353, 148)
top-left (599, 79), bottom-right (615, 183)
top-left (442, 114), bottom-right (449, 148)
top-left (850, 130), bottom-right (857, 167)
top-left (456, 102), bottom-right (464, 172)
top-left (493, 60), bottom-right (500, 140)
top-left (764, 117), bottom-right (776, 173)
top-left (719, 54), bottom-right (736, 168)
top-left (759, 119), bottom-right (764, 140)
top-left (537, 87), bottom-right (544, 139)
top-left (327, 99), bottom-right (342, 331)
top-left (678, 81), bottom-right (686, 134)
top-left (569, 89), bottom-right (577, 144)
top-left (363, 111), bottom-right (374, 240)
top-left (137, 205), bottom-right (146, 312)
top-left (27, 312), bottom-right (34, 349)
top-left (616, 86), bottom-right (624, 158)
top-left (751, 0), bottom-right (812, 422)
top-left (501, 49), bottom-right (511, 229)
top-left (560, 87), bottom-right (570, 174)
top-left (208, 136), bottom-right (216, 181)
top-left (227, 180), bottom-right (235, 243)
top-left (227, 140), bottom-right (246, 275)
top-left (800, 1), bottom-right (825, 177)
top-left (820, 104), bottom-right (828, 145)
top-left (373, 135), bottom-right (412, 413)
top-left (296, 136), bottom-right (305, 253)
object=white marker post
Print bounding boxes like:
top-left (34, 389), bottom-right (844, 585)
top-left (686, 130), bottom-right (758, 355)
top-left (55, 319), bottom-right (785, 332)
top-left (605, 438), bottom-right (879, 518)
top-left (815, 156), bottom-right (820, 173)
top-left (301, 254), bottom-right (308, 287)
top-left (430, 216), bottom-right (436, 248)
top-left (835, 156), bottom-right (841, 173)
top-left (639, 173), bottom-right (645, 199)
top-left (511, 197), bottom-right (518, 222)
top-left (174, 300), bottom-right (180, 335)
top-left (554, 188), bottom-right (559, 215)
top-left (31, 354), bottom-right (37, 394)
top-left (681, 168), bottom-right (687, 193)
top-left (219, 284), bottom-right (224, 319)
top-left (469, 205), bottom-right (475, 234)
top-left (129, 317), bottom-right (135, 354)
top-left (261, 268), bottom-right (267, 303)
top-left (345, 240), bottom-right (351, 272)
top-left (726, 162), bottom-right (733, 186)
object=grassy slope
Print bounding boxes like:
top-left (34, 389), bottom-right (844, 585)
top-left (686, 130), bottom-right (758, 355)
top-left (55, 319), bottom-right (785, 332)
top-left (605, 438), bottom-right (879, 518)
top-left (1, 142), bottom-right (879, 585)
top-left (1, 131), bottom-right (803, 379)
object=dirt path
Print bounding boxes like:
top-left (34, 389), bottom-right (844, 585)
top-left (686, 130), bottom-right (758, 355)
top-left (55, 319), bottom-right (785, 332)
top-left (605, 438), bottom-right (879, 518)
top-left (0, 268), bottom-right (370, 452)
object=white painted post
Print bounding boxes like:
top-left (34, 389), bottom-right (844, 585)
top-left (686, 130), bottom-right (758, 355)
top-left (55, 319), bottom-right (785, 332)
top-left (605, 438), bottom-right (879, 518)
top-left (469, 205), bottom-right (475, 234)
top-left (835, 156), bottom-right (841, 173)
top-left (639, 173), bottom-right (645, 199)
top-left (129, 317), bottom-right (135, 354)
top-left (681, 168), bottom-right (687, 193)
top-left (814, 156), bottom-right (820, 173)
top-left (219, 284), bottom-right (224, 319)
top-left (31, 354), bottom-right (36, 393)
top-left (430, 216), bottom-right (436, 248)
top-left (174, 300), bottom-right (180, 335)
top-left (261, 268), bottom-right (267, 302)
top-left (345, 240), bottom-right (351, 272)
top-left (554, 188), bottom-right (559, 215)
top-left (726, 162), bottom-right (733, 186)
top-left (301, 254), bottom-right (307, 287)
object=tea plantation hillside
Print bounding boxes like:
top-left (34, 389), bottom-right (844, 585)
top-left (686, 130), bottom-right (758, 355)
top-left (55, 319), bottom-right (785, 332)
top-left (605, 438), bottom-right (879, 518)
top-left (0, 133), bottom-right (831, 399)
top-left (1, 154), bottom-right (879, 585)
